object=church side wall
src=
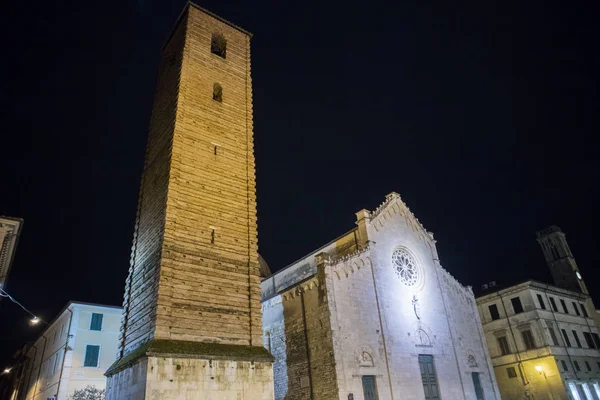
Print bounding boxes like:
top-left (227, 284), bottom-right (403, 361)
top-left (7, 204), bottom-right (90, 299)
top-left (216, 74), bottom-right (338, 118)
top-left (262, 274), bottom-right (338, 400)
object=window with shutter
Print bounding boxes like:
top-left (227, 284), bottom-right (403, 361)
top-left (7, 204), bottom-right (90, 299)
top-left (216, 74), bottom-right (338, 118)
top-left (573, 331), bottom-right (582, 348)
top-left (573, 302), bottom-right (581, 316)
top-left (90, 313), bottom-right (103, 331)
top-left (52, 353), bottom-right (60, 375)
top-left (581, 304), bottom-right (589, 318)
top-left (562, 329), bottom-right (572, 347)
top-left (84, 345), bottom-right (100, 367)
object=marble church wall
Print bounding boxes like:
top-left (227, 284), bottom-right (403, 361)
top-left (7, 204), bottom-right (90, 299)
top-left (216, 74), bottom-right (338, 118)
top-left (261, 193), bottom-right (501, 400)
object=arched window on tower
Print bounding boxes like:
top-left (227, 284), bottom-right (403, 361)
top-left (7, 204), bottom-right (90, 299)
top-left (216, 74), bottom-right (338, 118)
top-left (211, 33), bottom-right (227, 58)
top-left (550, 243), bottom-right (560, 260)
top-left (213, 83), bottom-right (222, 102)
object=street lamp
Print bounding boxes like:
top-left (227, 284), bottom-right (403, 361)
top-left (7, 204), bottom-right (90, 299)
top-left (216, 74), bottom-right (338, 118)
top-left (2, 368), bottom-right (11, 374)
top-left (30, 316), bottom-right (40, 325)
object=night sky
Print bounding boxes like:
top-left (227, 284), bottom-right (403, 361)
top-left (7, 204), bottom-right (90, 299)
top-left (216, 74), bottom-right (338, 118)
top-left (1, 0), bottom-right (599, 368)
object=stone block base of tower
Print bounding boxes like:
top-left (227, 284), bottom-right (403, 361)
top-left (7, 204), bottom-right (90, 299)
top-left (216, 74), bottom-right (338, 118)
top-left (105, 340), bottom-right (274, 400)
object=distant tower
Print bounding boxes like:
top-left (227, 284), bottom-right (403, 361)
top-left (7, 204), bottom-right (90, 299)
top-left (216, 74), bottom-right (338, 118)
top-left (105, 3), bottom-right (273, 399)
top-left (536, 226), bottom-right (588, 294)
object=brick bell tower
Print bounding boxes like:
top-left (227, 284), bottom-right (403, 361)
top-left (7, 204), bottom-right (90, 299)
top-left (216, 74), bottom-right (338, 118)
top-left (105, 3), bottom-right (273, 399)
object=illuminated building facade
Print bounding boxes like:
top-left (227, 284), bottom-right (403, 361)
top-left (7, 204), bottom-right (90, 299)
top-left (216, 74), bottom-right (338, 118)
top-left (8, 302), bottom-right (122, 400)
top-left (477, 226), bottom-right (600, 400)
top-left (261, 192), bottom-right (501, 400)
top-left (477, 281), bottom-right (600, 400)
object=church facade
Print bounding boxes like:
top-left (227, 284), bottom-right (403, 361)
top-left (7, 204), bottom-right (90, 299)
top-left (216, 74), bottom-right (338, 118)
top-left (261, 192), bottom-right (502, 400)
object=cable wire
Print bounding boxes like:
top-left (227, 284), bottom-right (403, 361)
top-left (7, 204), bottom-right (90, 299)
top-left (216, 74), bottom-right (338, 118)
top-left (0, 287), bottom-right (38, 320)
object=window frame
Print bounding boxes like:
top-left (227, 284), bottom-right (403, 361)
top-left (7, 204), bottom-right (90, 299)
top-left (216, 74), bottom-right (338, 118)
top-left (548, 327), bottom-right (559, 346)
top-left (83, 344), bottom-right (101, 368)
top-left (210, 33), bottom-right (227, 59)
top-left (560, 299), bottom-right (569, 314)
top-left (497, 336), bottom-right (510, 356)
top-left (537, 294), bottom-right (546, 310)
top-left (511, 297), bottom-right (524, 314)
top-left (572, 330), bottom-right (582, 348)
top-left (572, 302), bottom-right (581, 316)
top-left (52, 353), bottom-right (60, 375)
top-left (583, 332), bottom-right (595, 349)
top-left (521, 329), bottom-right (536, 350)
top-left (89, 313), bottom-right (103, 331)
top-left (562, 329), bottom-right (572, 347)
top-left (488, 304), bottom-right (500, 321)
top-left (593, 333), bottom-right (600, 349)
top-left (213, 83), bottom-right (223, 102)
top-left (507, 367), bottom-right (518, 379)
top-left (561, 360), bottom-right (569, 371)
top-left (549, 297), bottom-right (558, 312)
top-left (581, 304), bottom-right (589, 318)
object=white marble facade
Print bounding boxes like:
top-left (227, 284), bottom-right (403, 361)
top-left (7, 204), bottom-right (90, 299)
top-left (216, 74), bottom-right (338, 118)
top-left (261, 192), bottom-right (502, 400)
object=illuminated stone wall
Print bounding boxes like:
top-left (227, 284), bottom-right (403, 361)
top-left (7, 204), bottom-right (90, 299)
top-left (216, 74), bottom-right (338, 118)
top-left (107, 3), bottom-right (272, 399)
top-left (106, 357), bottom-right (273, 400)
top-left (119, 3), bottom-right (261, 356)
top-left (262, 192), bottom-right (500, 400)
top-left (477, 281), bottom-right (600, 400)
top-left (262, 274), bottom-right (339, 400)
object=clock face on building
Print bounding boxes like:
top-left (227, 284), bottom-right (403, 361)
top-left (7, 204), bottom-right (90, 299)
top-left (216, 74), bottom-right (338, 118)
top-left (392, 248), bottom-right (420, 286)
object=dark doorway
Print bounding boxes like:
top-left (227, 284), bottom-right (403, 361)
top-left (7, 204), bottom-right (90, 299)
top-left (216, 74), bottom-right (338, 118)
top-left (361, 375), bottom-right (378, 400)
top-left (419, 355), bottom-right (440, 400)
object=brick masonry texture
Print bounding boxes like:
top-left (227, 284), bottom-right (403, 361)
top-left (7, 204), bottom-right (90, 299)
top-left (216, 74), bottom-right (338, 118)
top-left (262, 193), bottom-right (502, 400)
top-left (119, 3), bottom-right (261, 356)
top-left (107, 4), bottom-right (272, 399)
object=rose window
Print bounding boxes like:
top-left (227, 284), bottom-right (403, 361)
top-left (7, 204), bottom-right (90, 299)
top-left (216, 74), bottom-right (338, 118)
top-left (392, 248), bottom-right (419, 286)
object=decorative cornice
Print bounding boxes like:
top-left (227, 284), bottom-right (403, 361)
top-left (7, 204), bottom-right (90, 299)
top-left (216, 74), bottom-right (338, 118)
top-left (328, 244), bottom-right (371, 266)
top-left (328, 249), bottom-right (371, 281)
top-left (280, 277), bottom-right (320, 302)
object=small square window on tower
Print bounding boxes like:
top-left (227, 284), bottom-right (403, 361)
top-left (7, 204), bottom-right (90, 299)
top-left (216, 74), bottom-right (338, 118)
top-left (213, 83), bottom-right (223, 102)
top-left (211, 33), bottom-right (227, 58)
